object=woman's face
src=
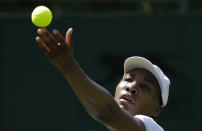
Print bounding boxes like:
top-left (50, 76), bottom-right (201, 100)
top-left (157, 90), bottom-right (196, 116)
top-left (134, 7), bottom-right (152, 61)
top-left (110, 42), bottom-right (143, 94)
top-left (114, 68), bottom-right (162, 117)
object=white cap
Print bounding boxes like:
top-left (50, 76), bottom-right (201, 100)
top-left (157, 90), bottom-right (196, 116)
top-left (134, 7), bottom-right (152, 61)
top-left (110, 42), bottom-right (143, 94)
top-left (124, 56), bottom-right (170, 107)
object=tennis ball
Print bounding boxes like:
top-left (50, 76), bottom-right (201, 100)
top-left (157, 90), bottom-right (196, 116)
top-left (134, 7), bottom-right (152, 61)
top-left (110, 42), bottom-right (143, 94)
top-left (31, 6), bottom-right (52, 27)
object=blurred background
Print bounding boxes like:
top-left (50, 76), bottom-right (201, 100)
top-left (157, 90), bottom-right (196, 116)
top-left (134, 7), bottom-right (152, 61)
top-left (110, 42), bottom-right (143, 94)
top-left (2, 0), bottom-right (202, 130)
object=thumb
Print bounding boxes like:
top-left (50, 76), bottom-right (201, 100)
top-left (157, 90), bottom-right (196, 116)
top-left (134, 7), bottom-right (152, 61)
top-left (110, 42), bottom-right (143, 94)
top-left (65, 28), bottom-right (73, 47)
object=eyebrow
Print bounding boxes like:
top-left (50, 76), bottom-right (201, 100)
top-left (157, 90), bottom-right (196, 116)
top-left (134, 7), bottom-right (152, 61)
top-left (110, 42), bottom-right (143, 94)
top-left (144, 77), bottom-right (155, 86)
top-left (128, 72), bottom-right (135, 77)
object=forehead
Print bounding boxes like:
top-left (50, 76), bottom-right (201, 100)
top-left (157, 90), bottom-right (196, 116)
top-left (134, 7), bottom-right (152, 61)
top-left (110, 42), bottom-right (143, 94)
top-left (126, 68), bottom-right (159, 87)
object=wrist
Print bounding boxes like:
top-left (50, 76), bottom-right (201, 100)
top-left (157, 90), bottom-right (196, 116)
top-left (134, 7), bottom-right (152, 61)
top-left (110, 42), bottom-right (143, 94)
top-left (58, 58), bottom-right (79, 76)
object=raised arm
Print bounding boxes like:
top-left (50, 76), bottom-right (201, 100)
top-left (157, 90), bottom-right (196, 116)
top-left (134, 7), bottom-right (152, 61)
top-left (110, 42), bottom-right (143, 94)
top-left (36, 28), bottom-right (145, 131)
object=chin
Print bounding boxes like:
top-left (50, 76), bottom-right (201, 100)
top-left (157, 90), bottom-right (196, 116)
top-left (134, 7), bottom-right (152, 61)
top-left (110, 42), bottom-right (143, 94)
top-left (119, 104), bottom-right (134, 116)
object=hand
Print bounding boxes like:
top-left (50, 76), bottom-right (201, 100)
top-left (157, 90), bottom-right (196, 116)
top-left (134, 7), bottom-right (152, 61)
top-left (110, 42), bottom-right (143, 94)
top-left (36, 28), bottom-right (74, 72)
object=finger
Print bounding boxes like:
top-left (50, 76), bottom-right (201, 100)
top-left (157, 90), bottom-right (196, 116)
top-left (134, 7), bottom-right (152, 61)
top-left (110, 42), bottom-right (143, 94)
top-left (65, 28), bottom-right (73, 47)
top-left (52, 29), bottom-right (66, 47)
top-left (36, 36), bottom-right (51, 54)
top-left (37, 28), bottom-right (58, 51)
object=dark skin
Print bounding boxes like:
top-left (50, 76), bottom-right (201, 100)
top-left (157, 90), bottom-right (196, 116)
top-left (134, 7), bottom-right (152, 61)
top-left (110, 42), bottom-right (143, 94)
top-left (36, 28), bottom-right (163, 131)
top-left (115, 68), bottom-right (162, 118)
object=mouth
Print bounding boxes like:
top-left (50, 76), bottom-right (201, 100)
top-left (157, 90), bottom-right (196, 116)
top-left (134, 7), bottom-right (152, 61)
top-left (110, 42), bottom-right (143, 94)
top-left (120, 95), bottom-right (134, 104)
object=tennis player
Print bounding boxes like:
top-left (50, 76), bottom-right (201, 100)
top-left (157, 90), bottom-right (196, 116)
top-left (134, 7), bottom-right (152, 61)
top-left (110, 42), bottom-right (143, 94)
top-left (36, 28), bottom-right (170, 131)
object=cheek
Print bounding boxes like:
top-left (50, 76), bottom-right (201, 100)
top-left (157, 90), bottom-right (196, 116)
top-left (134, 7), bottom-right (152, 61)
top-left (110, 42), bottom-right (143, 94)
top-left (114, 87), bottom-right (120, 100)
top-left (137, 95), bottom-right (156, 111)
top-left (114, 81), bottom-right (127, 99)
top-left (138, 92), bottom-right (153, 104)
top-left (116, 81), bottom-right (128, 95)
top-left (119, 81), bottom-right (127, 89)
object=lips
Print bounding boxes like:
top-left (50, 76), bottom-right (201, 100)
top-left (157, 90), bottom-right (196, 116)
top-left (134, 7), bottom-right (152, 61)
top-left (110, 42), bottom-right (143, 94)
top-left (120, 95), bottom-right (134, 104)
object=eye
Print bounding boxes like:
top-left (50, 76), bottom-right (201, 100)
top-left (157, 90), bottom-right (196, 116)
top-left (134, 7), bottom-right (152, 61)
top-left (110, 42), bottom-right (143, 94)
top-left (124, 76), bottom-right (134, 82)
top-left (124, 77), bottom-right (133, 82)
top-left (124, 74), bottom-right (134, 82)
top-left (140, 84), bottom-right (150, 89)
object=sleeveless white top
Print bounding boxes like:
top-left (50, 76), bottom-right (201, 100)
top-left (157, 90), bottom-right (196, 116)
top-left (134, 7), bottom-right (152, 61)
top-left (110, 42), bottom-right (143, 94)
top-left (135, 115), bottom-right (164, 131)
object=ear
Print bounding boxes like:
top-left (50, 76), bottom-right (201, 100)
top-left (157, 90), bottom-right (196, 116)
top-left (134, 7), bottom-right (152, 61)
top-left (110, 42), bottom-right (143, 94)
top-left (152, 106), bottom-right (163, 118)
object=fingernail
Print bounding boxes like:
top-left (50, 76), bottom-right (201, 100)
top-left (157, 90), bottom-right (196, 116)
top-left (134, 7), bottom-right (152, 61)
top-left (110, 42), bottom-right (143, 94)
top-left (52, 29), bottom-right (57, 34)
top-left (37, 28), bottom-right (42, 33)
top-left (36, 36), bottom-right (40, 41)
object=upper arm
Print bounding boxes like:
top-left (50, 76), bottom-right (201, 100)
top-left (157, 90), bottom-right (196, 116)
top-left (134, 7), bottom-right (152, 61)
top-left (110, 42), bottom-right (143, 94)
top-left (94, 101), bottom-right (146, 131)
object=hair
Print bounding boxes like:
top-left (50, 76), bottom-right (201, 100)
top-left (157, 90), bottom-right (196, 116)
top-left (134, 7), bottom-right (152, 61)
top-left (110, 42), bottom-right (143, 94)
top-left (158, 92), bottom-right (163, 106)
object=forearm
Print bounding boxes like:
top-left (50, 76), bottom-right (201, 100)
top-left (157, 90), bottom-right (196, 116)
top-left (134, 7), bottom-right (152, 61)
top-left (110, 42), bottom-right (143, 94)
top-left (58, 59), bottom-right (144, 131)
top-left (60, 59), bottom-right (116, 118)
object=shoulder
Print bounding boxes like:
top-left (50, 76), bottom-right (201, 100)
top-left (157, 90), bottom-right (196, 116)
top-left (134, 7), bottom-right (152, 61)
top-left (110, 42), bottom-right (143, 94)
top-left (103, 108), bottom-right (146, 131)
top-left (134, 115), bottom-right (164, 131)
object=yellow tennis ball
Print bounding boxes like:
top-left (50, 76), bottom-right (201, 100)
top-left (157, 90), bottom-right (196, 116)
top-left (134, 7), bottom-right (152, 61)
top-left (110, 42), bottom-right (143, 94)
top-left (31, 6), bottom-right (52, 27)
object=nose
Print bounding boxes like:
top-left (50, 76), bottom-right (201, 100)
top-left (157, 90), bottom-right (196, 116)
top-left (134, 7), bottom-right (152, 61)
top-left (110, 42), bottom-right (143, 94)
top-left (125, 83), bottom-right (137, 95)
